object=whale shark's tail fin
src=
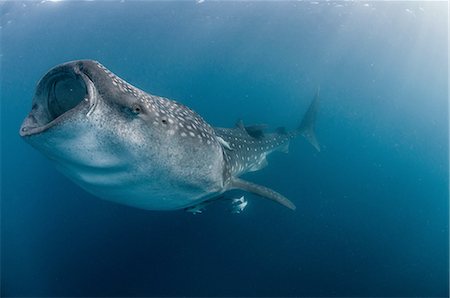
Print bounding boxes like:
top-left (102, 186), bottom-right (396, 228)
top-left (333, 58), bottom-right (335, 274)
top-left (297, 88), bottom-right (320, 152)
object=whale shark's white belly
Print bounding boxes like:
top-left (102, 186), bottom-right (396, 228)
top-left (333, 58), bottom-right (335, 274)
top-left (29, 116), bottom-right (225, 210)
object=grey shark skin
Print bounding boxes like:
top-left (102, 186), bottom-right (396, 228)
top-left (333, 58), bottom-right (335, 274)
top-left (20, 60), bottom-right (319, 211)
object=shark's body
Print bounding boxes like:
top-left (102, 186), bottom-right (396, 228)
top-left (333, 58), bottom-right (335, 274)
top-left (20, 60), bottom-right (319, 211)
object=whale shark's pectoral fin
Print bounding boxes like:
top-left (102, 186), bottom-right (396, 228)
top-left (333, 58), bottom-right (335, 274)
top-left (229, 178), bottom-right (296, 210)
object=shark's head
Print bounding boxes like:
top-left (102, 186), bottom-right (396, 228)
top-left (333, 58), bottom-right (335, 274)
top-left (19, 60), bottom-right (165, 172)
top-left (20, 60), bottom-right (151, 138)
top-left (19, 60), bottom-right (225, 210)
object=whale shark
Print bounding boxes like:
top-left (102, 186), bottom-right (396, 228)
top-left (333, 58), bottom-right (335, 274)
top-left (19, 60), bottom-right (319, 212)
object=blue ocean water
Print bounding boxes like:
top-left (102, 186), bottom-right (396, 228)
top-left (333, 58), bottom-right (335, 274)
top-left (1, 1), bottom-right (448, 296)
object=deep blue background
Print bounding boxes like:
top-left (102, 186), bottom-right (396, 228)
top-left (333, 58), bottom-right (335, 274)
top-left (1, 1), bottom-right (448, 297)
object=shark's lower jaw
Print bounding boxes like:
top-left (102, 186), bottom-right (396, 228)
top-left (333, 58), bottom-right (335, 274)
top-left (19, 64), bottom-right (95, 137)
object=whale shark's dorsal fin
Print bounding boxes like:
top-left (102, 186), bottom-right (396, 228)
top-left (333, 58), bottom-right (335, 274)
top-left (235, 119), bottom-right (246, 130)
top-left (245, 126), bottom-right (265, 139)
top-left (229, 178), bottom-right (296, 210)
top-left (235, 119), bottom-right (267, 139)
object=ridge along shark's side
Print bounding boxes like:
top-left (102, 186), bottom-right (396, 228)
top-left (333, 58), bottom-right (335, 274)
top-left (20, 60), bottom-right (320, 212)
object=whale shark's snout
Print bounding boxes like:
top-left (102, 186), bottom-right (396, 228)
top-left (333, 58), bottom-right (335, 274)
top-left (19, 60), bottom-right (103, 137)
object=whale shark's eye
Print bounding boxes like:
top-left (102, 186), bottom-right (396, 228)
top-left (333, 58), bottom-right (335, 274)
top-left (131, 104), bottom-right (141, 114)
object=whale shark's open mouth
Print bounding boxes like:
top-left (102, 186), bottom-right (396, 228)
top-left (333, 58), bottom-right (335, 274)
top-left (20, 63), bottom-right (96, 137)
top-left (48, 73), bottom-right (87, 120)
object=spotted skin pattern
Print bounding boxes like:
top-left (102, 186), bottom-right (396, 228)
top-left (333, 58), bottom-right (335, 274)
top-left (95, 62), bottom-right (218, 146)
top-left (94, 61), bottom-right (292, 175)
top-left (215, 127), bottom-right (290, 178)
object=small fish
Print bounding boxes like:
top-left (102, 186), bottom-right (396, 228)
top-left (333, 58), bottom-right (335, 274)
top-left (231, 196), bottom-right (248, 214)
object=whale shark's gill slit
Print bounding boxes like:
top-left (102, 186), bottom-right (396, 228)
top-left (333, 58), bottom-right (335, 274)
top-left (48, 74), bottom-right (87, 121)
